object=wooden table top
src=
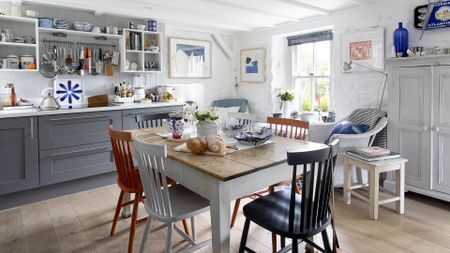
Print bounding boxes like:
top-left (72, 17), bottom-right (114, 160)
top-left (132, 128), bottom-right (327, 181)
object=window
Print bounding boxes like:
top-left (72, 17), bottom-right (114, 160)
top-left (289, 31), bottom-right (332, 112)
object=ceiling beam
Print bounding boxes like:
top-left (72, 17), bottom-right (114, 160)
top-left (274, 0), bottom-right (331, 15)
top-left (198, 0), bottom-right (299, 21)
top-left (347, 0), bottom-right (371, 5)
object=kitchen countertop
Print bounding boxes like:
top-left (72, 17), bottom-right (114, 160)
top-left (0, 101), bottom-right (184, 119)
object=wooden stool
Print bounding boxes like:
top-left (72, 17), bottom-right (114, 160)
top-left (343, 154), bottom-right (408, 220)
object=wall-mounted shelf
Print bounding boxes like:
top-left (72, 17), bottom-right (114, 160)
top-left (38, 27), bottom-right (122, 40)
top-left (120, 28), bottom-right (162, 73)
top-left (0, 15), bottom-right (39, 72)
top-left (0, 42), bottom-right (37, 48)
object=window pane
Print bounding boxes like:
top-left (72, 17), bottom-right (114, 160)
top-left (314, 41), bottom-right (330, 76)
top-left (316, 78), bottom-right (330, 112)
top-left (295, 43), bottom-right (314, 76)
top-left (295, 78), bottom-right (313, 111)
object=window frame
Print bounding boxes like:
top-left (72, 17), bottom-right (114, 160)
top-left (290, 40), bottom-right (333, 112)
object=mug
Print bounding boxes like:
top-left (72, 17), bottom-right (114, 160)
top-left (92, 26), bottom-right (101, 33)
top-left (168, 113), bottom-right (184, 139)
top-left (25, 10), bottom-right (39, 18)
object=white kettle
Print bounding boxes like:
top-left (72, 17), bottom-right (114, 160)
top-left (39, 87), bottom-right (60, 110)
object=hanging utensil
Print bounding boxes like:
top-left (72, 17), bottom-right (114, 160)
top-left (91, 47), bottom-right (98, 75)
top-left (78, 46), bottom-right (85, 76)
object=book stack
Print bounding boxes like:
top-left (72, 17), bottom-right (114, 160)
top-left (347, 146), bottom-right (400, 162)
top-left (125, 31), bottom-right (142, 50)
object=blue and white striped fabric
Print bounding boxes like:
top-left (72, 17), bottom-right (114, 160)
top-left (348, 108), bottom-right (387, 148)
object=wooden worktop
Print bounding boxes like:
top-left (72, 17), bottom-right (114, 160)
top-left (132, 128), bottom-right (327, 181)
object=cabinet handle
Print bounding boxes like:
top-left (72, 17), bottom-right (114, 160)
top-left (51, 146), bottom-right (110, 158)
top-left (422, 126), bottom-right (429, 132)
top-left (30, 118), bottom-right (34, 139)
top-left (432, 126), bottom-right (440, 132)
top-left (49, 114), bottom-right (113, 121)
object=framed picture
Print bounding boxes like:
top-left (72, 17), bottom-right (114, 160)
top-left (169, 37), bottom-right (211, 79)
top-left (240, 48), bottom-right (266, 83)
top-left (340, 27), bottom-right (384, 71)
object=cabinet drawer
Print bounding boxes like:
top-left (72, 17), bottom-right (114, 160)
top-left (122, 105), bottom-right (183, 130)
top-left (39, 142), bottom-right (115, 186)
top-left (39, 111), bottom-right (122, 150)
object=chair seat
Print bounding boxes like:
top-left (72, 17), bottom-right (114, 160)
top-left (243, 190), bottom-right (331, 239)
top-left (145, 184), bottom-right (209, 221)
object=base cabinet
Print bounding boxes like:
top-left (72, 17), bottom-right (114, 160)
top-left (0, 117), bottom-right (38, 195)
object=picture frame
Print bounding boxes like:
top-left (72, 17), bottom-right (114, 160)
top-left (240, 48), bottom-right (266, 83)
top-left (340, 27), bottom-right (385, 72)
top-left (169, 37), bottom-right (211, 79)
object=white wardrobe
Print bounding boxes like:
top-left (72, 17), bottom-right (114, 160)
top-left (386, 55), bottom-right (450, 202)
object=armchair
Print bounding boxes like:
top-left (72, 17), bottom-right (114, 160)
top-left (309, 109), bottom-right (388, 187)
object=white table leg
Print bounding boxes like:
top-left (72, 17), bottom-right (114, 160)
top-left (209, 183), bottom-right (231, 253)
top-left (121, 192), bottom-right (131, 218)
top-left (369, 170), bottom-right (379, 220)
top-left (396, 164), bottom-right (405, 214)
top-left (343, 158), bottom-right (352, 205)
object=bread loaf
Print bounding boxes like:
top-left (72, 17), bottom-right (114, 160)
top-left (207, 135), bottom-right (227, 155)
top-left (186, 137), bottom-right (208, 154)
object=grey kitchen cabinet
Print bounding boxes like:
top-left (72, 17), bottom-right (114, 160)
top-left (39, 111), bottom-right (122, 150)
top-left (122, 105), bottom-right (183, 130)
top-left (0, 117), bottom-right (39, 195)
top-left (39, 141), bottom-right (114, 185)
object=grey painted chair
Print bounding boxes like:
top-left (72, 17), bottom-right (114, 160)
top-left (133, 139), bottom-right (211, 253)
top-left (211, 98), bottom-right (248, 112)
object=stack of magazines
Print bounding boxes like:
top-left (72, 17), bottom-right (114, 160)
top-left (347, 147), bottom-right (400, 162)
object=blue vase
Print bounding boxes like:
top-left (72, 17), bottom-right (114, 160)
top-left (394, 22), bottom-right (408, 57)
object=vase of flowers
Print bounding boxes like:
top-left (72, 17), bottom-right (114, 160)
top-left (276, 89), bottom-right (295, 117)
top-left (195, 108), bottom-right (220, 136)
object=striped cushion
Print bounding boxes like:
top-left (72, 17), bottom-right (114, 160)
top-left (348, 108), bottom-right (387, 148)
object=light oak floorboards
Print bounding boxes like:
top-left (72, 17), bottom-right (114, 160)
top-left (0, 186), bottom-right (449, 253)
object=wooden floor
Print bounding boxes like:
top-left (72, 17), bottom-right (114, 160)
top-left (1, 185), bottom-right (449, 253)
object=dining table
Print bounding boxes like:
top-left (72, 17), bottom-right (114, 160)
top-left (127, 127), bottom-right (327, 253)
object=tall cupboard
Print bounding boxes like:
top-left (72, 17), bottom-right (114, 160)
top-left (386, 56), bottom-right (450, 202)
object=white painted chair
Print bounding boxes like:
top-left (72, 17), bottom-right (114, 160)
top-left (133, 139), bottom-right (211, 253)
top-left (226, 112), bottom-right (257, 128)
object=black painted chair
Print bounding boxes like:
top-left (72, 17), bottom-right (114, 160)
top-left (239, 140), bottom-right (340, 253)
top-left (135, 113), bottom-right (170, 129)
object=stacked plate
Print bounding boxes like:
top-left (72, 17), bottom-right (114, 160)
top-left (234, 127), bottom-right (274, 145)
top-left (54, 19), bottom-right (70, 29)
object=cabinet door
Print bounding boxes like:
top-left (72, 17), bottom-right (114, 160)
top-left (432, 67), bottom-right (450, 194)
top-left (122, 106), bottom-right (183, 130)
top-left (39, 111), bottom-right (122, 150)
top-left (391, 67), bottom-right (431, 189)
top-left (0, 117), bottom-right (39, 195)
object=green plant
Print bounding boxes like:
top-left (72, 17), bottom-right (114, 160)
top-left (276, 89), bottom-right (295, 102)
top-left (194, 108), bottom-right (219, 121)
top-left (318, 95), bottom-right (330, 112)
top-left (302, 97), bottom-right (312, 111)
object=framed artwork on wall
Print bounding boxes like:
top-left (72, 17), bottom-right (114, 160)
top-left (240, 48), bottom-right (266, 83)
top-left (340, 27), bottom-right (384, 71)
top-left (54, 79), bottom-right (83, 107)
top-left (169, 37), bottom-right (211, 79)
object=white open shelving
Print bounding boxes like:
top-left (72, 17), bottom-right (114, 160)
top-left (0, 15), bottom-right (39, 72)
top-left (120, 28), bottom-right (162, 73)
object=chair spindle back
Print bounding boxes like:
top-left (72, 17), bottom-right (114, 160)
top-left (286, 140), bottom-right (340, 233)
top-left (133, 138), bottom-right (173, 218)
top-left (267, 117), bottom-right (309, 140)
top-left (136, 113), bottom-right (170, 129)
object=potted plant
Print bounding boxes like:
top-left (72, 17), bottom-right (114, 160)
top-left (276, 89), bottom-right (295, 117)
top-left (195, 108), bottom-right (220, 136)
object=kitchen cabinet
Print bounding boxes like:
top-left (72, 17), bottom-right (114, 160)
top-left (0, 117), bottom-right (38, 195)
top-left (386, 56), bottom-right (450, 201)
top-left (122, 105), bottom-right (182, 130)
top-left (39, 111), bottom-right (122, 185)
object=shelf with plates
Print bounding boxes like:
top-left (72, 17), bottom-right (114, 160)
top-left (0, 15), bottom-right (39, 72)
top-left (38, 27), bottom-right (122, 40)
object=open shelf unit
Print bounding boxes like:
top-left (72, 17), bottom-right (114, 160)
top-left (0, 15), bottom-right (39, 72)
top-left (120, 28), bottom-right (162, 73)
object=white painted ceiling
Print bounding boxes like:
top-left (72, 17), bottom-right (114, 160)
top-left (23, 0), bottom-right (374, 33)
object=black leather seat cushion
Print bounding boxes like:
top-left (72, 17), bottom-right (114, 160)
top-left (243, 190), bottom-right (331, 239)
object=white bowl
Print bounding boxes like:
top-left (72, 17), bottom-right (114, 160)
top-left (136, 24), bottom-right (146, 31)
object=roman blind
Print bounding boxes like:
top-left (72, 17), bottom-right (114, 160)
top-left (287, 30), bottom-right (333, 46)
